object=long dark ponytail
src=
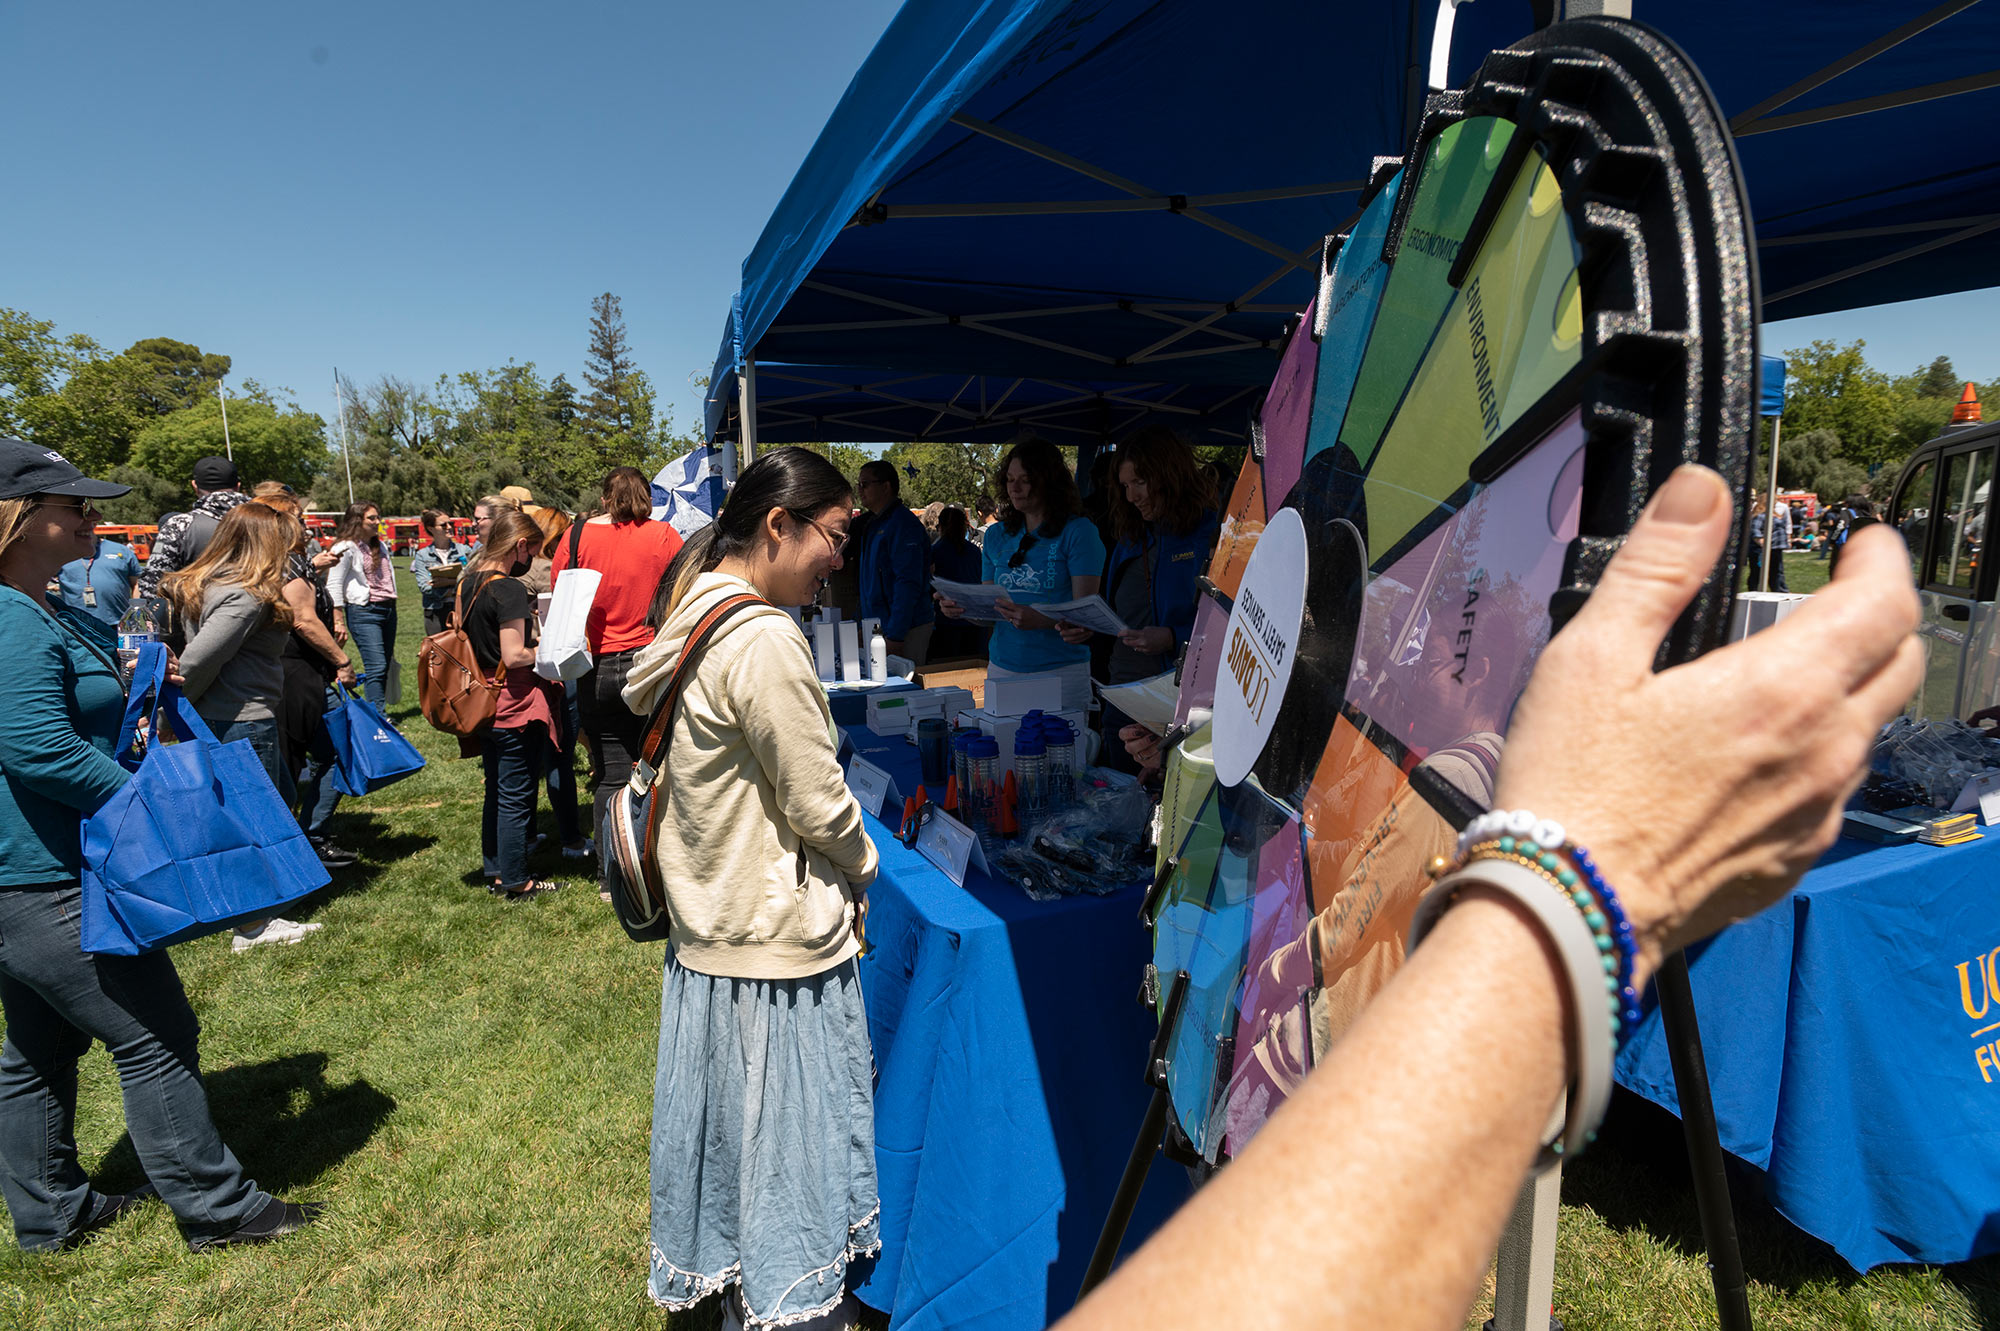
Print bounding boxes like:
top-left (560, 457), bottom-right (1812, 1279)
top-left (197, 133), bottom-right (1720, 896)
top-left (648, 447), bottom-right (852, 628)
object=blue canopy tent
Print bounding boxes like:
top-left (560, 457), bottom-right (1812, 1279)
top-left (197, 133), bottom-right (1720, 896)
top-left (706, 0), bottom-right (2000, 452)
top-left (725, 364), bottom-right (1262, 445)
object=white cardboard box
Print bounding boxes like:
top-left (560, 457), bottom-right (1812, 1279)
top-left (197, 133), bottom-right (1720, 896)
top-left (985, 674), bottom-right (1065, 717)
top-left (1729, 591), bottom-right (1811, 642)
top-left (866, 686), bottom-right (977, 738)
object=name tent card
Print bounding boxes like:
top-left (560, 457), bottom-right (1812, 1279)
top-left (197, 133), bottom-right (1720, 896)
top-left (1952, 770), bottom-right (2000, 827)
top-left (844, 756), bottom-right (900, 820)
top-left (914, 808), bottom-right (989, 886)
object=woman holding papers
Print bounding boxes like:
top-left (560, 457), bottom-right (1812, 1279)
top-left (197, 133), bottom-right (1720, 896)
top-left (937, 436), bottom-right (1105, 713)
top-left (1096, 429), bottom-right (1220, 769)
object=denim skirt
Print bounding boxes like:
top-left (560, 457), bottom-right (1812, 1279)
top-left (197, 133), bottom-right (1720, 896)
top-left (648, 954), bottom-right (880, 1327)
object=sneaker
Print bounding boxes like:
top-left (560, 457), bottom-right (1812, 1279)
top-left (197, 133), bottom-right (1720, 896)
top-left (309, 837), bottom-right (359, 868)
top-left (528, 832), bottom-right (549, 853)
top-left (231, 918), bottom-right (325, 952)
top-left (186, 1198), bottom-right (325, 1253)
top-left (561, 838), bottom-right (595, 860)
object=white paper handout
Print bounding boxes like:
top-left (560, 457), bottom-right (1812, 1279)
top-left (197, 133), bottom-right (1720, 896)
top-left (1095, 670), bottom-right (1180, 735)
top-left (930, 578), bottom-right (1009, 623)
top-left (1038, 593), bottom-right (1129, 636)
top-left (932, 579), bottom-right (1130, 635)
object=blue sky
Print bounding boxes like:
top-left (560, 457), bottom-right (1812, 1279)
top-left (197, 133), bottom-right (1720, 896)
top-left (4, 1), bottom-right (1993, 448)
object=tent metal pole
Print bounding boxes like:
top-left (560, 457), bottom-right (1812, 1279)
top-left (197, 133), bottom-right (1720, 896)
top-left (1734, 67), bottom-right (2000, 136)
top-left (948, 113), bottom-right (1315, 273)
top-left (1728, 0), bottom-right (1983, 133)
top-left (880, 181), bottom-right (1364, 219)
top-left (739, 358), bottom-right (758, 471)
top-left (334, 368), bottom-right (355, 507)
top-left (1761, 417), bottom-right (1783, 591)
top-left (1765, 214), bottom-right (2000, 306)
top-left (1763, 213), bottom-right (2000, 248)
top-left (1656, 952), bottom-right (1756, 1331)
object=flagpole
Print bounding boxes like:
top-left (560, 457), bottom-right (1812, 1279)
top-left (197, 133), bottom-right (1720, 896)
top-left (334, 368), bottom-right (355, 505)
top-left (218, 378), bottom-right (234, 460)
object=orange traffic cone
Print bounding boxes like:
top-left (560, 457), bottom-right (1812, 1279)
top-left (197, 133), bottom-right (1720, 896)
top-left (1953, 382), bottom-right (1981, 425)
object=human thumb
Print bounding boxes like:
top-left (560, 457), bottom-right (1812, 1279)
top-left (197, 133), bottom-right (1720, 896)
top-left (1570, 465), bottom-right (1732, 672)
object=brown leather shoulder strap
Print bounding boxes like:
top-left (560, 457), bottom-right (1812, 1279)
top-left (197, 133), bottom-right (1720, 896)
top-left (634, 592), bottom-right (766, 915)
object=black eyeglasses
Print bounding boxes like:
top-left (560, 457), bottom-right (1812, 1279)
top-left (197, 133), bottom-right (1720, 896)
top-left (1008, 533), bottom-right (1039, 568)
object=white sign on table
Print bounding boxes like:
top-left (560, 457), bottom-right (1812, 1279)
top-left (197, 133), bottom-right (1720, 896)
top-left (914, 808), bottom-right (989, 886)
top-left (1952, 770), bottom-right (2000, 827)
top-left (845, 755), bottom-right (900, 820)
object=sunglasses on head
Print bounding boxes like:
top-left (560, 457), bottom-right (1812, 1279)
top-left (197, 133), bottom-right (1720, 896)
top-left (1008, 532), bottom-right (1039, 568)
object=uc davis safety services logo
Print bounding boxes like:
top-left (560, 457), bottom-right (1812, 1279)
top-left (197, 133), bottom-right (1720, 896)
top-left (1954, 944), bottom-right (2000, 1082)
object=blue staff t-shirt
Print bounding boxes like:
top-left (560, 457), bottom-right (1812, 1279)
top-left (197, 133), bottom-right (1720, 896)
top-left (980, 514), bottom-right (1106, 673)
top-left (57, 539), bottom-right (141, 629)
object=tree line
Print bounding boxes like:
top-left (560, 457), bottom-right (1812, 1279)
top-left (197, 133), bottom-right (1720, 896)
top-left (1760, 342), bottom-right (1998, 503)
top-left (0, 293), bottom-right (700, 523)
top-left (4, 296), bottom-right (1989, 524)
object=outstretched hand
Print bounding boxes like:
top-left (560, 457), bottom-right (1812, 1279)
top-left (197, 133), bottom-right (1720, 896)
top-left (1495, 465), bottom-right (1922, 975)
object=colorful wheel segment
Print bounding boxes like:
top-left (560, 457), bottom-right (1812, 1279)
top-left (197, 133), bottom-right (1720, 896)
top-left (1145, 17), bottom-right (1759, 1165)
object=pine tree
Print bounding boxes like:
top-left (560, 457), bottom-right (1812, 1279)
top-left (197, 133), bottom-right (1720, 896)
top-left (577, 293), bottom-right (662, 474)
top-left (1915, 354), bottom-right (1959, 400)
top-left (545, 372), bottom-right (579, 436)
top-left (582, 293), bottom-right (636, 440)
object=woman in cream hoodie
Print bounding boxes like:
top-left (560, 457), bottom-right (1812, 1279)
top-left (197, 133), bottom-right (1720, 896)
top-left (621, 449), bottom-right (878, 1331)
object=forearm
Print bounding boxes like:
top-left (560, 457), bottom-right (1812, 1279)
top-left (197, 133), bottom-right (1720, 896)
top-left (1061, 892), bottom-right (1573, 1331)
top-left (284, 582), bottom-right (348, 668)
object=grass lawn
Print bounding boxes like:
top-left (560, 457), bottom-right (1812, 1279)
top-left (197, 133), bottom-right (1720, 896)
top-left (4, 566), bottom-right (1995, 1328)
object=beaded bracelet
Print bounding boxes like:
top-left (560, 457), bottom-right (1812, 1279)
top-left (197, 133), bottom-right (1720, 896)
top-left (1453, 809), bottom-right (1644, 1037)
top-left (1451, 846), bottom-right (1621, 1056)
top-left (1408, 856), bottom-right (1615, 1168)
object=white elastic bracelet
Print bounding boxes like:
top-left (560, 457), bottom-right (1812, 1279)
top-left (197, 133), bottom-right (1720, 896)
top-left (1407, 857), bottom-right (1614, 1170)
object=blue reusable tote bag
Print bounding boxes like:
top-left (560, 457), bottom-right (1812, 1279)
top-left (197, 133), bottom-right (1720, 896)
top-left (323, 684), bottom-right (426, 796)
top-left (79, 643), bottom-right (331, 955)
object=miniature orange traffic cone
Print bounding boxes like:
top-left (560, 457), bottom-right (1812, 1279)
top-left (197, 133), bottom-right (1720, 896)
top-left (1954, 382), bottom-right (1982, 424)
top-left (943, 774), bottom-right (960, 814)
top-left (999, 770), bottom-right (1020, 836)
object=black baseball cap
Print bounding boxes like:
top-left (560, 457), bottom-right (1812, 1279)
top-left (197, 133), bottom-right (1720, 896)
top-left (0, 437), bottom-right (131, 502)
top-left (192, 455), bottom-right (240, 490)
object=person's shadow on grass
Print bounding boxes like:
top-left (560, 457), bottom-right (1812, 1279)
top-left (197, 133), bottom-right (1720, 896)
top-left (91, 1052), bottom-right (395, 1196)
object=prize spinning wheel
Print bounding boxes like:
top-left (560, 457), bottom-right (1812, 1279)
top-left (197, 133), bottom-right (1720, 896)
top-left (1143, 19), bottom-right (1758, 1165)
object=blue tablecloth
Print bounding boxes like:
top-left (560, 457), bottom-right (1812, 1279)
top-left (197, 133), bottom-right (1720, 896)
top-left (844, 724), bottom-right (1190, 1330)
top-left (1616, 830), bottom-right (2000, 1270)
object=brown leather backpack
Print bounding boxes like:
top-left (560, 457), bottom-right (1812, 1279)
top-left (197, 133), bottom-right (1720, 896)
top-left (416, 574), bottom-right (504, 737)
